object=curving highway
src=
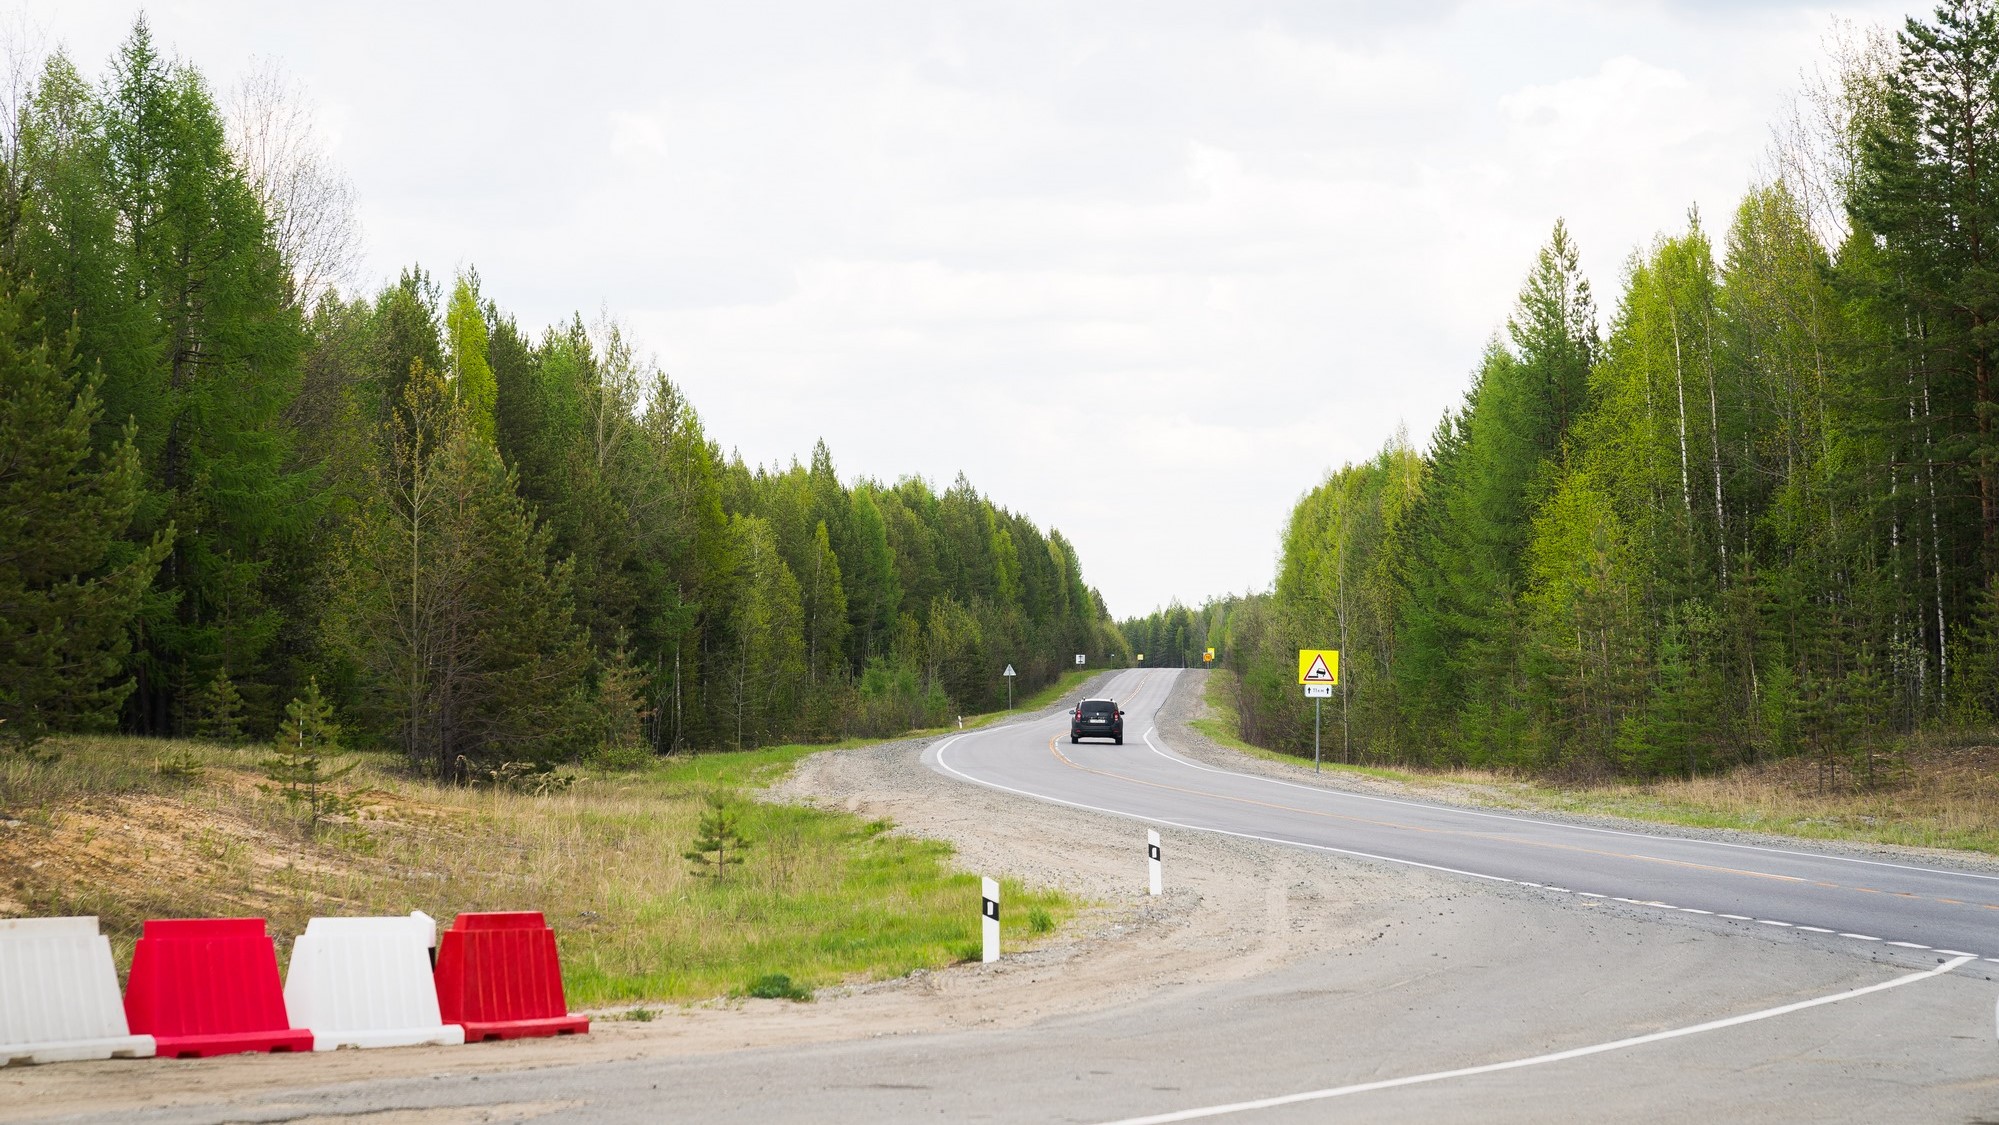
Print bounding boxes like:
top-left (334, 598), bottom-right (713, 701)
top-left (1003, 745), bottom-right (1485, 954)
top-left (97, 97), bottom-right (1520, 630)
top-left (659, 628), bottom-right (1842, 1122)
top-left (932, 668), bottom-right (1999, 969)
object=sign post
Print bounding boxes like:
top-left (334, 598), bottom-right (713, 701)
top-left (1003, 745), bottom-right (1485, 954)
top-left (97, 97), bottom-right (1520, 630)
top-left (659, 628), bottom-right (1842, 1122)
top-left (1297, 650), bottom-right (1340, 773)
top-left (1002, 664), bottom-right (1016, 711)
top-left (1075, 653), bottom-right (1086, 668)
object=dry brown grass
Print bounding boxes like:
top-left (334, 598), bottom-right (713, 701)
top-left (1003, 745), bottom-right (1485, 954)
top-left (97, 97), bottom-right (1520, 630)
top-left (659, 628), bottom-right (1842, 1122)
top-left (0, 735), bottom-right (1071, 1006)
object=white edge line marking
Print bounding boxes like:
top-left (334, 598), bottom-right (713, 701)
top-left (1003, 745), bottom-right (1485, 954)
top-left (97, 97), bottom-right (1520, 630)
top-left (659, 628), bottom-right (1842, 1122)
top-left (1133, 716), bottom-right (1999, 885)
top-left (1092, 955), bottom-right (1975, 1125)
top-left (932, 731), bottom-right (1515, 887)
top-left (1840, 933), bottom-right (1881, 941)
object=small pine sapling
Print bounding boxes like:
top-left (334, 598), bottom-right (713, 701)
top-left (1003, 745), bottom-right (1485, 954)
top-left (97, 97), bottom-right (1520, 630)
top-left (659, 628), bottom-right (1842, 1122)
top-left (260, 678), bottom-right (355, 833)
top-left (193, 669), bottom-right (246, 743)
top-left (684, 792), bottom-right (752, 879)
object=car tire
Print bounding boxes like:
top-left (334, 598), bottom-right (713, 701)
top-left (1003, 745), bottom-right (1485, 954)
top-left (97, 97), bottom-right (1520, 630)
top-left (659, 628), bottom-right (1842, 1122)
top-left (1070, 735), bottom-right (1079, 744)
top-left (1114, 735), bottom-right (1123, 745)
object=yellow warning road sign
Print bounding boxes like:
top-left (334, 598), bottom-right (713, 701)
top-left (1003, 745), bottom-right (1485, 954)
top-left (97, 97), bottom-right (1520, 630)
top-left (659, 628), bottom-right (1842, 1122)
top-left (1297, 649), bottom-right (1340, 685)
top-left (1203, 647), bottom-right (1215, 663)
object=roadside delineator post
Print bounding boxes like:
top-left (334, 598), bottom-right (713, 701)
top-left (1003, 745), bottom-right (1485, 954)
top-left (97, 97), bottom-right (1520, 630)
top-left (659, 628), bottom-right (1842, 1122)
top-left (981, 877), bottom-right (1000, 963)
top-left (0, 917), bottom-right (155, 1065)
top-left (284, 912), bottom-right (464, 1051)
top-left (1148, 829), bottom-right (1162, 896)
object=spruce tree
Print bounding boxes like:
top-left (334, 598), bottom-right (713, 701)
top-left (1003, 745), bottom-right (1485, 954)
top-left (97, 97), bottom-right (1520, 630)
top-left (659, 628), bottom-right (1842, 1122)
top-left (0, 267), bottom-right (168, 748)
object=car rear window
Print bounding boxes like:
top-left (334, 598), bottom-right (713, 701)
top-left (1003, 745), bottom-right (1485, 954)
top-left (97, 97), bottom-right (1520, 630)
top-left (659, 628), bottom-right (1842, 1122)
top-left (1081, 701), bottom-right (1114, 715)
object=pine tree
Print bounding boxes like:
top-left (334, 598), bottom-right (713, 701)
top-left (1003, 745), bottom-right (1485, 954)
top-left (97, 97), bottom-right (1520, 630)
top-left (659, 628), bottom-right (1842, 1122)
top-left (260, 677), bottom-right (353, 831)
top-left (0, 266), bottom-right (169, 749)
top-left (191, 668), bottom-right (246, 742)
top-left (683, 792), bottom-right (752, 879)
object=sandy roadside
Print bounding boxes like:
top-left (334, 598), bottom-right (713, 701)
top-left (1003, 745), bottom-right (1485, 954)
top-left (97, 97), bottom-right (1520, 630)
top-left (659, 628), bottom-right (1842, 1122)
top-left (4, 670), bottom-right (1439, 1118)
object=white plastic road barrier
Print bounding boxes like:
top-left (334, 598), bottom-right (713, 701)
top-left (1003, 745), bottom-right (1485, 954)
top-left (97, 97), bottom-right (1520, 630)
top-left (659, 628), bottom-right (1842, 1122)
top-left (982, 877), bottom-right (1000, 963)
top-left (284, 912), bottom-right (464, 1050)
top-left (1148, 829), bottom-right (1162, 897)
top-left (0, 916), bottom-right (155, 1064)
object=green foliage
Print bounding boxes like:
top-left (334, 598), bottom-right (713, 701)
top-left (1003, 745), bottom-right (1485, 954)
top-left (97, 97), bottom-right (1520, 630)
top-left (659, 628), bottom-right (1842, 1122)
top-left (1028, 906), bottom-right (1054, 934)
top-left (742, 972), bottom-right (812, 1002)
top-left (464, 759), bottom-right (577, 795)
top-left (191, 669), bottom-right (246, 743)
top-left (684, 791), bottom-right (752, 879)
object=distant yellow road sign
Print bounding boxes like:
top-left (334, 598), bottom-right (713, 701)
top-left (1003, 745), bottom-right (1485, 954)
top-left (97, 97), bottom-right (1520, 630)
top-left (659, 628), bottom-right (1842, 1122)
top-left (1297, 649), bottom-right (1340, 685)
top-left (1203, 647), bottom-right (1215, 663)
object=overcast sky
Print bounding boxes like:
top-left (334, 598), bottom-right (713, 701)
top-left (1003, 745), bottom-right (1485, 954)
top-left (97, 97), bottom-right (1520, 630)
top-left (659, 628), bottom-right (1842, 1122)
top-left (28, 1), bottom-right (1917, 618)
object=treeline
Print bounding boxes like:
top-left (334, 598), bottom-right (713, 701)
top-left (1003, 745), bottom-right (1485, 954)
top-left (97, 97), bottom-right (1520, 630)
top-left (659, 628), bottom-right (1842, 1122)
top-left (1122, 601), bottom-right (1233, 668)
top-left (0, 21), bottom-right (1119, 769)
top-left (1173, 5), bottom-right (1999, 781)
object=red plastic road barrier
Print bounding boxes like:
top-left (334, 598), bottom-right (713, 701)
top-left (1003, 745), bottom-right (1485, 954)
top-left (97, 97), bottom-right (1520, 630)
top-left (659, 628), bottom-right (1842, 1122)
top-left (123, 918), bottom-right (314, 1058)
top-left (433, 912), bottom-right (589, 1041)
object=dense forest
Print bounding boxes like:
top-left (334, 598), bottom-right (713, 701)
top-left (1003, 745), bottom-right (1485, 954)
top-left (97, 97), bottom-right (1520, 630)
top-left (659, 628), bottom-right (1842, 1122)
top-left (0, 20), bottom-right (1122, 770)
top-left (1131, 3), bottom-right (1999, 783)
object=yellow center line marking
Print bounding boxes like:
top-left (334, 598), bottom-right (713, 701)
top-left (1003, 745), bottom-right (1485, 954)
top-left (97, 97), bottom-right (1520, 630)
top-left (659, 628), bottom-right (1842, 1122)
top-left (1043, 734), bottom-right (1993, 911)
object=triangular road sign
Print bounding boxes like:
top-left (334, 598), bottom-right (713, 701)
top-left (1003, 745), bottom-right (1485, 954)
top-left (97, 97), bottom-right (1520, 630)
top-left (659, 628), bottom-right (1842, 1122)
top-left (1003, 664), bottom-right (1016, 677)
top-left (1303, 653), bottom-right (1332, 681)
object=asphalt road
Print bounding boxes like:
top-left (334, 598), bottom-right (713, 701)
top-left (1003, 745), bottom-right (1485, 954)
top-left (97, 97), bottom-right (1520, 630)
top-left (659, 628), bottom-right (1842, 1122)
top-left (934, 668), bottom-right (1999, 966)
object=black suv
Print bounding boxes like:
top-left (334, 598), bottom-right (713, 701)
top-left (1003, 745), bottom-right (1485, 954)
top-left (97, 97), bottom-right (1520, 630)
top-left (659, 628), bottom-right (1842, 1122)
top-left (1070, 698), bottom-right (1124, 744)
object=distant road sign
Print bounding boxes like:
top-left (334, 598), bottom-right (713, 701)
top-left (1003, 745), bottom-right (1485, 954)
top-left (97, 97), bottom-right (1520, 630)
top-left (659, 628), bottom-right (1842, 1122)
top-left (1003, 664), bottom-right (1016, 677)
top-left (1203, 647), bottom-right (1215, 663)
top-left (1075, 654), bottom-right (1086, 666)
top-left (1137, 653), bottom-right (1144, 662)
top-left (1304, 683), bottom-right (1333, 698)
top-left (1297, 649), bottom-right (1340, 685)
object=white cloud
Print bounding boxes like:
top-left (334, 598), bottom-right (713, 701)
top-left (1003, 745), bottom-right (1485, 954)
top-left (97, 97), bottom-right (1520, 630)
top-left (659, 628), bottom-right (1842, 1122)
top-left (29, 0), bottom-right (1917, 615)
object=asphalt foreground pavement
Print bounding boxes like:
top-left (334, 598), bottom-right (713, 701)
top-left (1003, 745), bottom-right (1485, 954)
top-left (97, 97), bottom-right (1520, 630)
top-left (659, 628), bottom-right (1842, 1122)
top-left (7, 670), bottom-right (1998, 1123)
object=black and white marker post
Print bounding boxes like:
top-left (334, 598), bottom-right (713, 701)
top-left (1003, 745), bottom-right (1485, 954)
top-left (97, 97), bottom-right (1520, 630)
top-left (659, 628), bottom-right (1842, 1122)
top-left (1147, 829), bottom-right (1162, 896)
top-left (982, 876), bottom-right (1000, 963)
